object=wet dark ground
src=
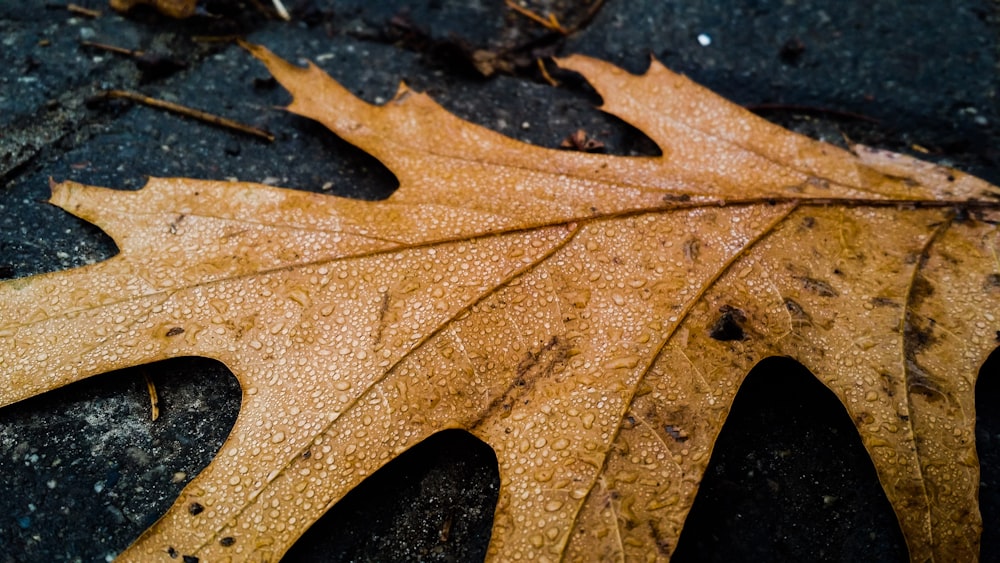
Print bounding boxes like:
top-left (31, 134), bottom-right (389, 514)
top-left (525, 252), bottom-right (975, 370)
top-left (1, 1), bottom-right (999, 561)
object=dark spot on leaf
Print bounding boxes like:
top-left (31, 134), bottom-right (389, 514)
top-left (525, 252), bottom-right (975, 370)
top-left (909, 274), bottom-right (935, 307)
top-left (709, 305), bottom-right (746, 342)
top-left (878, 172), bottom-right (920, 188)
top-left (953, 206), bottom-right (971, 223)
top-left (985, 273), bottom-right (1000, 290)
top-left (801, 216), bottom-right (816, 229)
top-left (662, 193), bottom-right (691, 202)
top-left (472, 336), bottom-right (571, 428)
top-left (683, 238), bottom-right (700, 261)
top-left (219, 537), bottom-right (236, 547)
top-left (854, 411), bottom-right (874, 425)
top-left (168, 214), bottom-right (185, 235)
top-left (783, 297), bottom-right (808, 319)
top-left (182, 556), bottom-right (199, 563)
top-left (166, 327), bottom-right (184, 337)
top-left (904, 311), bottom-right (950, 405)
top-left (936, 248), bottom-right (961, 265)
top-left (907, 370), bottom-right (947, 403)
top-left (806, 176), bottom-right (830, 190)
top-left (167, 546), bottom-right (178, 559)
top-left (905, 315), bottom-right (938, 352)
top-left (897, 477), bottom-right (929, 500)
top-left (870, 297), bottom-right (899, 308)
top-left (798, 276), bottom-right (839, 297)
top-left (188, 502), bottom-right (204, 516)
top-left (664, 425), bottom-right (689, 442)
top-left (648, 520), bottom-right (673, 555)
top-left (878, 372), bottom-right (896, 397)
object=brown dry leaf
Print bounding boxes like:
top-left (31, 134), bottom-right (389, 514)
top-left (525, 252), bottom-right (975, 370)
top-left (3, 43), bottom-right (1000, 561)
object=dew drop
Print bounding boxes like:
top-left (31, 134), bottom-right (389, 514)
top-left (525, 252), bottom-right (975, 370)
top-left (604, 356), bottom-right (640, 370)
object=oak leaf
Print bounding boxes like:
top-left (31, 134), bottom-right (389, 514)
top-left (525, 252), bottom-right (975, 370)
top-left (2, 44), bottom-right (999, 561)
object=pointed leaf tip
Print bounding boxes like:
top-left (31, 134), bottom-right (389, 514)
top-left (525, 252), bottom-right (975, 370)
top-left (241, 40), bottom-right (378, 138)
top-left (47, 179), bottom-right (79, 211)
top-left (241, 40), bottom-right (310, 85)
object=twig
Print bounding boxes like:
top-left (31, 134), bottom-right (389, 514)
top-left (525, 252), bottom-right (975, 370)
top-left (536, 58), bottom-right (558, 87)
top-left (496, 0), bottom-right (607, 61)
top-left (100, 89), bottom-right (275, 142)
top-left (271, 0), bottom-right (290, 20)
top-left (143, 373), bottom-right (160, 422)
top-left (67, 3), bottom-right (101, 18)
top-left (81, 40), bottom-right (188, 77)
top-left (80, 40), bottom-right (144, 58)
top-left (505, 0), bottom-right (568, 34)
